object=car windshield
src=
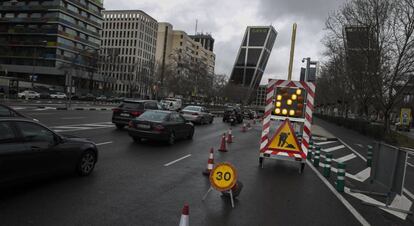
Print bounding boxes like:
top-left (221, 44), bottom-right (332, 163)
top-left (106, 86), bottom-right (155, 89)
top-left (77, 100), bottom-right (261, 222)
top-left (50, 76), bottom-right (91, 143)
top-left (138, 111), bottom-right (168, 122)
top-left (183, 106), bottom-right (201, 111)
top-left (120, 101), bottom-right (144, 110)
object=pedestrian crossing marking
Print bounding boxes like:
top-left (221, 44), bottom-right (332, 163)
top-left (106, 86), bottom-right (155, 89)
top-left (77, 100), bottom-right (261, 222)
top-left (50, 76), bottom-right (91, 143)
top-left (315, 141), bottom-right (337, 145)
top-left (334, 153), bottom-right (357, 163)
top-left (356, 144), bottom-right (364, 148)
top-left (322, 145), bottom-right (345, 153)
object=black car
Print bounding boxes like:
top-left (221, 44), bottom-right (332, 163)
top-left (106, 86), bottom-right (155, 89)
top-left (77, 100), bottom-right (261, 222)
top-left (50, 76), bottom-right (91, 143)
top-left (127, 110), bottom-right (194, 144)
top-left (112, 99), bottom-right (161, 129)
top-left (223, 107), bottom-right (243, 123)
top-left (0, 104), bottom-right (38, 121)
top-left (0, 118), bottom-right (98, 186)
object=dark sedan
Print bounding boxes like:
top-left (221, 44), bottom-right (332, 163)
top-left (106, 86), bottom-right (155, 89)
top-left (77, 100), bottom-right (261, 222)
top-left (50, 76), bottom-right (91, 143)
top-left (0, 118), bottom-right (98, 186)
top-left (127, 110), bottom-right (194, 144)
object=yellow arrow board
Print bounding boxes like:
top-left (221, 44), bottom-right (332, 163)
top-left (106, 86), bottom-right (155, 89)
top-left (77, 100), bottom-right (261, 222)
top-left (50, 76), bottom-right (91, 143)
top-left (209, 163), bottom-right (238, 191)
top-left (267, 119), bottom-right (302, 153)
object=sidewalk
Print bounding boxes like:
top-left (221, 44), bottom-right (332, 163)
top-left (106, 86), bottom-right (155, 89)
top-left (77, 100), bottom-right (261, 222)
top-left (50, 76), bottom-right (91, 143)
top-left (312, 123), bottom-right (337, 140)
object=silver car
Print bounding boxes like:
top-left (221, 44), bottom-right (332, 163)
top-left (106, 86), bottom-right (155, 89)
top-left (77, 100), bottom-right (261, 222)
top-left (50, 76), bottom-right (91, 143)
top-left (180, 106), bottom-right (214, 124)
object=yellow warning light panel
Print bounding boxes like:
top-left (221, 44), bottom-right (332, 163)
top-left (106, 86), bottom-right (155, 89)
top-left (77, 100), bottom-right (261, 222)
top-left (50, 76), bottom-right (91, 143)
top-left (272, 87), bottom-right (306, 118)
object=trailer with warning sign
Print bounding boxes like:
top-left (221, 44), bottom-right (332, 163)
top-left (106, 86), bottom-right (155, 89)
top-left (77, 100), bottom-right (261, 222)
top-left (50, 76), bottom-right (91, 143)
top-left (259, 79), bottom-right (316, 173)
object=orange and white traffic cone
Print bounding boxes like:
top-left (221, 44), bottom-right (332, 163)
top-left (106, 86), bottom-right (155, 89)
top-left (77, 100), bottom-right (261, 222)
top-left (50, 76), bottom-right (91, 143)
top-left (241, 123), bottom-right (246, 132)
top-left (203, 148), bottom-right (214, 176)
top-left (226, 128), bottom-right (233, 143)
top-left (218, 133), bottom-right (228, 152)
top-left (179, 204), bottom-right (189, 226)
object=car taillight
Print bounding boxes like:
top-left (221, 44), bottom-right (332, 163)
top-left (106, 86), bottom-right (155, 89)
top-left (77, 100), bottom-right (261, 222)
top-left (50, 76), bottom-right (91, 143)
top-left (112, 108), bottom-right (121, 113)
top-left (128, 121), bottom-right (135, 128)
top-left (131, 111), bottom-right (142, 117)
top-left (192, 112), bottom-right (199, 116)
top-left (153, 125), bottom-right (165, 132)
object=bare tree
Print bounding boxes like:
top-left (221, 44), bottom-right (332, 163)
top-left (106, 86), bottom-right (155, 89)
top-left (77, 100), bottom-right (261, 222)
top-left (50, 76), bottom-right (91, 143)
top-left (324, 0), bottom-right (414, 132)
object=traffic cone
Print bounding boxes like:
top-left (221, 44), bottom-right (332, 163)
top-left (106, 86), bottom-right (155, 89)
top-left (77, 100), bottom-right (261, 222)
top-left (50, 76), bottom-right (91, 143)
top-left (203, 148), bottom-right (214, 176)
top-left (179, 204), bottom-right (189, 226)
top-left (218, 133), bottom-right (228, 152)
top-left (241, 123), bottom-right (246, 132)
top-left (226, 128), bottom-right (233, 143)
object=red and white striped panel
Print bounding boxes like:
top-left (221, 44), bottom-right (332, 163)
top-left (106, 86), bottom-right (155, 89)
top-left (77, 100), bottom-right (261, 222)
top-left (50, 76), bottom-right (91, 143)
top-left (260, 79), bottom-right (316, 157)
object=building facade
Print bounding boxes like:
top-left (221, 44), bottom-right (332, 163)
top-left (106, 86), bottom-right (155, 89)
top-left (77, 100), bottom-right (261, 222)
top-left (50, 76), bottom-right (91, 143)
top-left (155, 22), bottom-right (215, 91)
top-left (229, 26), bottom-right (277, 90)
top-left (189, 33), bottom-right (214, 51)
top-left (101, 10), bottom-right (158, 97)
top-left (252, 84), bottom-right (266, 106)
top-left (0, 0), bottom-right (104, 94)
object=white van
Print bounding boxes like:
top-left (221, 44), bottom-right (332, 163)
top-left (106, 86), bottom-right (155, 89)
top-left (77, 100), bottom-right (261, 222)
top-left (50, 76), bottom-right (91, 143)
top-left (161, 98), bottom-right (182, 111)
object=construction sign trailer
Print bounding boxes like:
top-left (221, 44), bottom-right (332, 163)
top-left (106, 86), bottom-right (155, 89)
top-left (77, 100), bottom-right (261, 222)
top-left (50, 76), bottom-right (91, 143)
top-left (259, 79), bottom-right (316, 173)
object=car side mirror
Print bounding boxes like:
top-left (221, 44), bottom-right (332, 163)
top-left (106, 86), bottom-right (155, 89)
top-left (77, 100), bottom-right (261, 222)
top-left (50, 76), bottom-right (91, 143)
top-left (54, 135), bottom-right (63, 145)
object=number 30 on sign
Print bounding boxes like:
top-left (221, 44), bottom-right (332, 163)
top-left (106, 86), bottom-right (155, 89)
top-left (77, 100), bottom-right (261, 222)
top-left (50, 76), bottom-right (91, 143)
top-left (209, 163), bottom-right (238, 191)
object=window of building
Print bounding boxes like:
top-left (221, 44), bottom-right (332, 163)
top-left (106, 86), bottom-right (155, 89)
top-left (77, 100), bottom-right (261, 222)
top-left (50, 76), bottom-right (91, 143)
top-left (28, 1), bottom-right (39, 6)
top-left (67, 4), bottom-right (79, 14)
top-left (17, 13), bottom-right (28, 18)
top-left (30, 13), bottom-right (42, 18)
top-left (5, 13), bottom-right (15, 18)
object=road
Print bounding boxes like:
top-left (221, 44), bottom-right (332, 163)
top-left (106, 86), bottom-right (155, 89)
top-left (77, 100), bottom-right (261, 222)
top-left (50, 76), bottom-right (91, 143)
top-left (0, 107), bottom-right (365, 226)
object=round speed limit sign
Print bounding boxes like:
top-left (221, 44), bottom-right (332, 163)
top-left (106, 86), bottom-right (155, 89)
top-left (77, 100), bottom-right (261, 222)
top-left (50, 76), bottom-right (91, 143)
top-left (209, 162), bottom-right (238, 191)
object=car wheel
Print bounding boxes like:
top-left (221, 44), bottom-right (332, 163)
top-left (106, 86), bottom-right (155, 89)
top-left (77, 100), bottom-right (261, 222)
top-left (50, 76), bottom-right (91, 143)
top-left (77, 150), bottom-right (96, 176)
top-left (132, 136), bottom-right (141, 143)
top-left (116, 124), bottom-right (124, 129)
top-left (168, 132), bottom-right (176, 145)
top-left (222, 118), bottom-right (226, 122)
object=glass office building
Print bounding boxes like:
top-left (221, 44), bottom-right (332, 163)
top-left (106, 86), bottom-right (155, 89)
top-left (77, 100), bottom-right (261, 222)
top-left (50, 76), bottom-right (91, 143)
top-left (229, 26), bottom-right (277, 90)
top-left (0, 0), bottom-right (104, 92)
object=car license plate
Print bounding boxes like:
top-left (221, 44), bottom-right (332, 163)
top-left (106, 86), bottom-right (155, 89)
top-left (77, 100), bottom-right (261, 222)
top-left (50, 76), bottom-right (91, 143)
top-left (120, 113), bottom-right (129, 117)
top-left (137, 124), bottom-right (150, 129)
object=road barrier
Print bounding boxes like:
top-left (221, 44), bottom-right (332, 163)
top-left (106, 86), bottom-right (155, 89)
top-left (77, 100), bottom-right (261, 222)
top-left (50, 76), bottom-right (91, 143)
top-left (218, 133), bottom-right (228, 152)
top-left (367, 145), bottom-right (373, 167)
top-left (179, 204), bottom-right (189, 226)
top-left (323, 153), bottom-right (332, 178)
top-left (336, 162), bottom-right (346, 192)
top-left (203, 148), bottom-right (215, 176)
top-left (313, 146), bottom-right (321, 167)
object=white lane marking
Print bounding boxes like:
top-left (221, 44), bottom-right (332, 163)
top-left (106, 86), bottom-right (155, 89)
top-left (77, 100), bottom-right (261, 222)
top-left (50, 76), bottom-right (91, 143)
top-left (61, 117), bottom-right (86, 120)
top-left (315, 141), bottom-right (337, 145)
top-left (164, 154), bottom-right (192, 167)
top-left (407, 162), bottom-right (414, 168)
top-left (356, 144), bottom-right (364, 148)
top-left (346, 188), bottom-right (412, 220)
top-left (353, 168), bottom-right (371, 182)
top-left (96, 141), bottom-right (113, 146)
top-left (337, 138), bottom-right (367, 161)
top-left (322, 145), bottom-right (345, 153)
top-left (28, 112), bottom-right (54, 115)
top-left (51, 122), bottom-right (114, 132)
top-left (334, 153), bottom-right (357, 163)
top-left (404, 188), bottom-right (414, 200)
top-left (307, 161), bottom-right (370, 226)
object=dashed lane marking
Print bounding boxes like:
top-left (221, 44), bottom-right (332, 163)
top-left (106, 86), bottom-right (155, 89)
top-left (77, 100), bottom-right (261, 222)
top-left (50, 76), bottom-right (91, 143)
top-left (164, 154), bottom-right (192, 167)
top-left (61, 117), bottom-right (86, 120)
top-left (322, 145), bottom-right (346, 153)
top-left (96, 141), bottom-right (113, 146)
top-left (315, 141), bottom-right (337, 145)
top-left (404, 189), bottom-right (414, 201)
top-left (356, 144), bottom-right (364, 148)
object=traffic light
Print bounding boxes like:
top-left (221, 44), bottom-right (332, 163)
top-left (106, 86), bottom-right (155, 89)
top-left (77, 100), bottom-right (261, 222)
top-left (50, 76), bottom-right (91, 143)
top-left (272, 87), bottom-right (306, 118)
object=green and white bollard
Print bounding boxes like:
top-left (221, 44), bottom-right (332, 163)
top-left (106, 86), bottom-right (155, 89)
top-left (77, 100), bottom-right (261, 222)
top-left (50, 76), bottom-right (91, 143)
top-left (323, 153), bottom-right (332, 178)
top-left (307, 142), bottom-right (314, 161)
top-left (336, 162), bottom-right (346, 192)
top-left (313, 146), bottom-right (320, 167)
top-left (367, 145), bottom-right (373, 167)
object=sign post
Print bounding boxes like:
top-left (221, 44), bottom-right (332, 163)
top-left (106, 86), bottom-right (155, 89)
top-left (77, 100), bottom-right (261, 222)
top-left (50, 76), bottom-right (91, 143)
top-left (202, 162), bottom-right (238, 208)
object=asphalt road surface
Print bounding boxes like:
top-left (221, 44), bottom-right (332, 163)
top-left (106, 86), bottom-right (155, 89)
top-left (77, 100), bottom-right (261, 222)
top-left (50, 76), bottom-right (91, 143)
top-left (0, 107), bottom-right (411, 225)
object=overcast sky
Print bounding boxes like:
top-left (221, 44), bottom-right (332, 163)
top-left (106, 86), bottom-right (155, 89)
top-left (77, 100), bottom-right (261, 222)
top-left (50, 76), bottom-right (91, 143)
top-left (104, 0), bottom-right (344, 82)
